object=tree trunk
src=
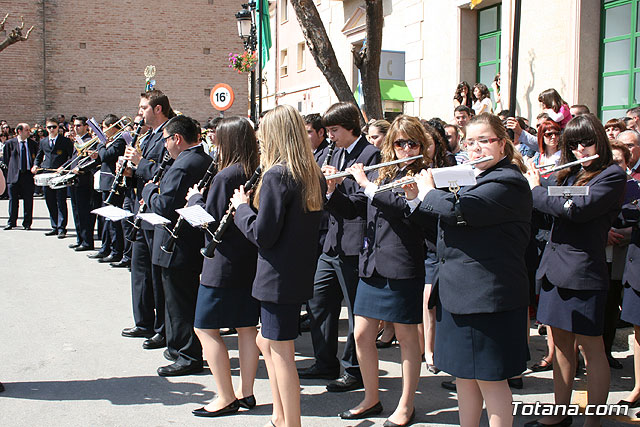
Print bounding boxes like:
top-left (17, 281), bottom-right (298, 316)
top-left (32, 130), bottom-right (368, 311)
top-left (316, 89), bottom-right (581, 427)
top-left (354, 0), bottom-right (383, 121)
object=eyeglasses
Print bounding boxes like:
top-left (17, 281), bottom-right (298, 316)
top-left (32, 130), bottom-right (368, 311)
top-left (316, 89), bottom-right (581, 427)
top-left (566, 139), bottom-right (596, 150)
top-left (393, 139), bottom-right (420, 149)
top-left (73, 123), bottom-right (85, 128)
top-left (465, 137), bottom-right (500, 148)
top-left (544, 131), bottom-right (559, 138)
top-left (164, 134), bottom-right (175, 142)
top-left (47, 125), bottom-right (58, 129)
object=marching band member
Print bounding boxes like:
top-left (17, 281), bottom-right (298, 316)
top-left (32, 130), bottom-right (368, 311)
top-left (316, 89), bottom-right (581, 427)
top-left (411, 113), bottom-right (532, 427)
top-left (142, 115), bottom-right (212, 376)
top-left (525, 114), bottom-right (626, 427)
top-left (231, 105), bottom-right (325, 427)
top-left (187, 116), bottom-right (261, 417)
top-left (326, 115), bottom-right (431, 426)
top-left (2, 123), bottom-right (37, 230)
top-left (33, 118), bottom-right (73, 238)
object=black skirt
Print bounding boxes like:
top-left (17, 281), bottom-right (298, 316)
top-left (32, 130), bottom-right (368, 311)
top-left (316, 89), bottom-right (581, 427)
top-left (354, 276), bottom-right (423, 324)
top-left (537, 277), bottom-right (607, 336)
top-left (260, 302), bottom-right (301, 341)
top-left (434, 298), bottom-right (529, 381)
top-left (194, 284), bottom-right (260, 330)
top-left (621, 285), bottom-right (640, 327)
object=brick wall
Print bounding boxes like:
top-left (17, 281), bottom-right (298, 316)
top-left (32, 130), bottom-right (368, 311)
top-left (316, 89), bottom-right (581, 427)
top-left (0, 0), bottom-right (250, 127)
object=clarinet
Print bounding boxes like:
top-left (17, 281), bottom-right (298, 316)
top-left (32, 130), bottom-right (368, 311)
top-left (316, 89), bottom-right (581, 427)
top-left (132, 151), bottom-right (172, 230)
top-left (322, 141), bottom-right (335, 168)
top-left (160, 154), bottom-right (219, 254)
top-left (200, 166), bottom-right (262, 259)
top-left (105, 120), bottom-right (145, 205)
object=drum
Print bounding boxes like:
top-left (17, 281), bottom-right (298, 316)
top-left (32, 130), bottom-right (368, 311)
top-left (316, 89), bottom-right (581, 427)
top-left (34, 172), bottom-right (58, 187)
top-left (49, 172), bottom-right (77, 189)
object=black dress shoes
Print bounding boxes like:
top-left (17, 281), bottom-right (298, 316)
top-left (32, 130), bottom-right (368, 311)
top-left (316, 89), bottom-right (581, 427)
top-left (111, 259), bottom-right (131, 268)
top-left (507, 377), bottom-right (523, 389)
top-left (327, 373), bottom-right (364, 392)
top-left (524, 415), bottom-right (572, 427)
top-left (339, 401), bottom-right (383, 420)
top-left (441, 380), bottom-right (456, 391)
top-left (608, 354), bottom-right (623, 369)
top-left (383, 409), bottom-right (415, 427)
top-left (74, 245), bottom-right (93, 252)
top-left (238, 395), bottom-right (256, 409)
top-left (23, 225), bottom-right (31, 230)
top-left (297, 364), bottom-right (340, 380)
top-left (618, 398), bottom-right (640, 408)
top-left (45, 229), bottom-right (57, 236)
top-left (192, 399), bottom-right (240, 417)
top-left (121, 326), bottom-right (154, 338)
top-left (163, 348), bottom-right (178, 362)
top-left (3, 224), bottom-right (14, 230)
top-left (57, 231), bottom-right (67, 239)
top-left (157, 362), bottom-right (203, 377)
top-left (68, 242), bottom-right (81, 249)
top-left (0, 381), bottom-right (4, 392)
top-left (99, 254), bottom-right (122, 263)
top-left (143, 333), bottom-right (166, 349)
top-left (88, 252), bottom-right (108, 259)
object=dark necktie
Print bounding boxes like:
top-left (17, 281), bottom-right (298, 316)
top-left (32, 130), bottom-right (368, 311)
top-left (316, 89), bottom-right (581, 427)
top-left (339, 150), bottom-right (347, 171)
top-left (20, 142), bottom-right (27, 171)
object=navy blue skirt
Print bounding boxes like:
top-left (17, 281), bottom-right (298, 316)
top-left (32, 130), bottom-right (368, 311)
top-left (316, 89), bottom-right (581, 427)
top-left (260, 302), bottom-right (301, 341)
top-left (621, 285), bottom-right (640, 327)
top-left (424, 250), bottom-right (438, 285)
top-left (537, 278), bottom-right (607, 336)
top-left (354, 276), bottom-right (423, 324)
top-left (434, 299), bottom-right (529, 381)
top-left (194, 284), bottom-right (260, 330)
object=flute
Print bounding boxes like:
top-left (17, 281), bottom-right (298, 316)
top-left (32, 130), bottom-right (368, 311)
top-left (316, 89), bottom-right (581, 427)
top-left (374, 155), bottom-right (494, 194)
top-left (539, 154), bottom-right (599, 174)
top-left (324, 154), bottom-right (423, 180)
top-left (160, 153), bottom-right (219, 254)
top-left (132, 151), bottom-right (172, 230)
top-left (200, 166), bottom-right (262, 259)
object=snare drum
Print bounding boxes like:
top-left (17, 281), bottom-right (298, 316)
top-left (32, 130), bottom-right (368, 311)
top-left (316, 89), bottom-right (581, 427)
top-left (49, 172), bottom-right (77, 189)
top-left (34, 172), bottom-right (58, 187)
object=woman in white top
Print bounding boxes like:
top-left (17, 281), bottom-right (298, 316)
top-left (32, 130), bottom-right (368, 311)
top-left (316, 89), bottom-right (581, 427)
top-left (472, 83), bottom-right (493, 116)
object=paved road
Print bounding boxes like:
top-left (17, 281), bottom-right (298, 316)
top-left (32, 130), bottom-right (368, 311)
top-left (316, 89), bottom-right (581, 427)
top-left (0, 198), bottom-right (636, 426)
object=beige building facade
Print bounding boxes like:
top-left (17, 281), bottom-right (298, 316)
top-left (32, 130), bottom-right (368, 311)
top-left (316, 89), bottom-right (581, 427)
top-left (263, 0), bottom-right (632, 123)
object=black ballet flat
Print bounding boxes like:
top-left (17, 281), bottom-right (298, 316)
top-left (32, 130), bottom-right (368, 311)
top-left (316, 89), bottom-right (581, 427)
top-left (523, 415), bottom-right (572, 427)
top-left (383, 409), bottom-right (415, 427)
top-left (192, 399), bottom-right (240, 417)
top-left (376, 335), bottom-right (397, 348)
top-left (339, 401), bottom-right (383, 420)
top-left (618, 399), bottom-right (640, 408)
top-left (238, 395), bottom-right (256, 409)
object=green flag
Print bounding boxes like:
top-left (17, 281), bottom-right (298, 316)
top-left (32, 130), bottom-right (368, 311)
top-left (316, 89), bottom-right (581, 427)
top-left (258, 0), bottom-right (272, 63)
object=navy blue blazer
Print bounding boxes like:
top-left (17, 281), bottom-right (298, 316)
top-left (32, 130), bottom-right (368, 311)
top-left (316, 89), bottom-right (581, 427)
top-left (314, 139), bottom-right (331, 165)
top-left (234, 164), bottom-right (325, 304)
top-left (96, 137), bottom-right (126, 191)
top-left (68, 133), bottom-right (95, 188)
top-left (533, 164), bottom-right (626, 291)
top-left (616, 201), bottom-right (640, 291)
top-left (323, 136), bottom-right (381, 256)
top-left (2, 138), bottom-right (38, 184)
top-left (136, 127), bottom-right (169, 193)
top-left (34, 135), bottom-right (73, 169)
top-left (417, 158), bottom-right (532, 314)
top-left (326, 169), bottom-right (426, 280)
top-left (189, 163), bottom-right (258, 290)
top-left (142, 145), bottom-right (212, 272)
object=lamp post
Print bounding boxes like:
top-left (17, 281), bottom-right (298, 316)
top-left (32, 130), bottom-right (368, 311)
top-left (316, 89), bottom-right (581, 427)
top-left (236, 2), bottom-right (258, 125)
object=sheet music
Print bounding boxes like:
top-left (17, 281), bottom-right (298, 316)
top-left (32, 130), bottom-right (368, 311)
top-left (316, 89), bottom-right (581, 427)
top-left (176, 205), bottom-right (216, 227)
top-left (91, 205), bottom-right (135, 221)
top-left (87, 118), bottom-right (107, 143)
top-left (121, 131), bottom-right (133, 145)
top-left (137, 212), bottom-right (171, 226)
top-left (431, 165), bottom-right (477, 188)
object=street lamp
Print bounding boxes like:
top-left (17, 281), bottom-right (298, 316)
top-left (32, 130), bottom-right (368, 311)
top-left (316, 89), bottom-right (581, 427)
top-left (236, 2), bottom-right (258, 124)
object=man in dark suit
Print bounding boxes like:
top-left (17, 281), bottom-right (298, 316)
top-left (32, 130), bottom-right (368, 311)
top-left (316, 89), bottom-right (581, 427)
top-left (33, 118), bottom-right (74, 237)
top-left (142, 115), bottom-right (212, 376)
top-left (3, 123), bottom-right (38, 230)
top-left (121, 89), bottom-right (175, 350)
top-left (298, 103), bottom-right (381, 392)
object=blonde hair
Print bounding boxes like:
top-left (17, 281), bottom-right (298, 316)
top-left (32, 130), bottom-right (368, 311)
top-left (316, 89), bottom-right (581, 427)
top-left (254, 105), bottom-right (324, 212)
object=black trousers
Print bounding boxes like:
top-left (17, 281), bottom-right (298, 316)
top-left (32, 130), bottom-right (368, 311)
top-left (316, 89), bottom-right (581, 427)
top-left (7, 172), bottom-right (34, 227)
top-left (69, 184), bottom-right (95, 248)
top-left (130, 228), bottom-right (165, 335)
top-left (43, 186), bottom-right (68, 232)
top-left (307, 253), bottom-right (361, 378)
top-left (98, 192), bottom-right (124, 257)
top-left (161, 266), bottom-right (202, 366)
top-left (604, 263), bottom-right (623, 355)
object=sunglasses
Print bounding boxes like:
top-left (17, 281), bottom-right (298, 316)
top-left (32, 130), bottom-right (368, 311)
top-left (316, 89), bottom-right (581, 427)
top-left (566, 139), bottom-right (596, 150)
top-left (544, 131), bottom-right (559, 138)
top-left (393, 139), bottom-right (420, 149)
top-left (47, 125), bottom-right (58, 129)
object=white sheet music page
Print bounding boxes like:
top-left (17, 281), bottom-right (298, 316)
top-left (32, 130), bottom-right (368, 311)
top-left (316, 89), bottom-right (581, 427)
top-left (176, 205), bottom-right (215, 227)
top-left (431, 165), bottom-right (477, 188)
top-left (138, 212), bottom-right (171, 226)
top-left (91, 205), bottom-right (134, 221)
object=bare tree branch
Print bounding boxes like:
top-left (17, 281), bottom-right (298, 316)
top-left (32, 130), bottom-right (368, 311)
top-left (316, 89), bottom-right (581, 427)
top-left (0, 13), bottom-right (8, 32)
top-left (0, 13), bottom-right (35, 53)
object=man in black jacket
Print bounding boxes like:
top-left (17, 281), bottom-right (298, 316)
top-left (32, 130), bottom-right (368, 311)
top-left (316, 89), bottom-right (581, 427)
top-left (3, 123), bottom-right (38, 230)
top-left (33, 119), bottom-right (74, 237)
top-left (142, 115), bottom-right (212, 376)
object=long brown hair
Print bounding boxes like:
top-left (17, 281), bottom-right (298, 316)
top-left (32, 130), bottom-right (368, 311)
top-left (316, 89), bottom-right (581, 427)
top-left (376, 115), bottom-right (433, 185)
top-left (557, 114), bottom-right (613, 186)
top-left (254, 105), bottom-right (324, 212)
top-left (467, 113), bottom-right (526, 173)
top-left (215, 116), bottom-right (259, 177)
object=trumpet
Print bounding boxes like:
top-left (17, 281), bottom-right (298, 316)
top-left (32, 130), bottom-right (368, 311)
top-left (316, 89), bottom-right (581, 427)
top-left (324, 154), bottom-right (423, 180)
top-left (535, 154), bottom-right (599, 174)
top-left (374, 155), bottom-right (494, 194)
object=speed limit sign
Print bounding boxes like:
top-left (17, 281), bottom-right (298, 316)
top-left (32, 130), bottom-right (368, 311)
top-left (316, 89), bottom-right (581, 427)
top-left (210, 83), bottom-right (235, 111)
